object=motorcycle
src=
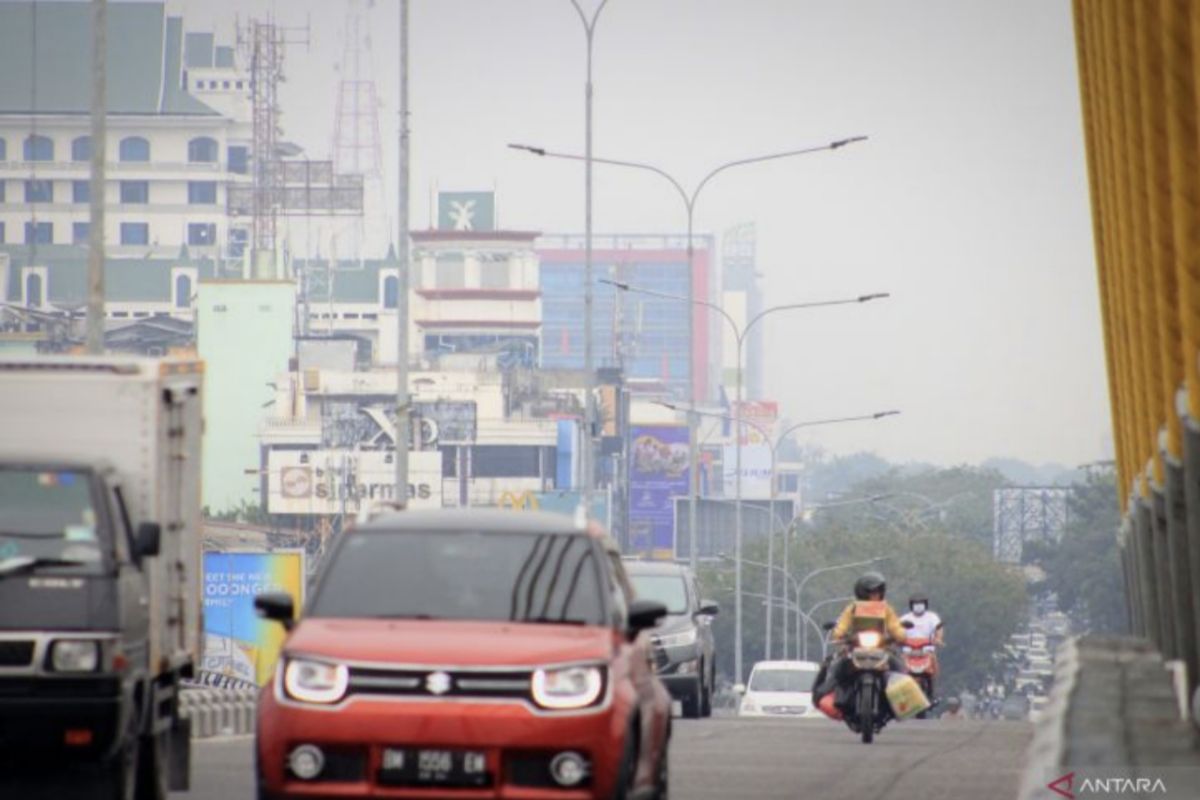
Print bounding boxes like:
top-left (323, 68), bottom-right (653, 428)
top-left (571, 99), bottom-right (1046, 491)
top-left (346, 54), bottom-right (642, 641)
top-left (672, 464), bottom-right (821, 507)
top-left (839, 624), bottom-right (894, 744)
top-left (900, 636), bottom-right (938, 719)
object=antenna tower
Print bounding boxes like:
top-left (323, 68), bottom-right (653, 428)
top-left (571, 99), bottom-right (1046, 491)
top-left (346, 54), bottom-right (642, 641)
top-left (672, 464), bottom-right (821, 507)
top-left (238, 14), bottom-right (311, 258)
top-left (331, 0), bottom-right (385, 258)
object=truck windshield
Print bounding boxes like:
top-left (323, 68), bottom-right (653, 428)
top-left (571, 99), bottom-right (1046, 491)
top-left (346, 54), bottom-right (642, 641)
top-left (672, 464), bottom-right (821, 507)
top-left (0, 467), bottom-right (105, 572)
top-left (310, 530), bottom-right (607, 626)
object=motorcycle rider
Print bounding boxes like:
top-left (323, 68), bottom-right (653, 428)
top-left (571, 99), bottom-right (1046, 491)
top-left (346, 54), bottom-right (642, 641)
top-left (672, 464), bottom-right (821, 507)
top-left (900, 591), bottom-right (943, 645)
top-left (815, 571), bottom-right (908, 715)
top-left (900, 591), bottom-right (944, 697)
top-left (831, 572), bottom-right (908, 644)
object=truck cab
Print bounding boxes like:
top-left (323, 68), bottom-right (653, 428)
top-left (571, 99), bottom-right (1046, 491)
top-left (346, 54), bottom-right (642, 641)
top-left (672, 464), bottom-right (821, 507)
top-left (0, 462), bottom-right (163, 764)
top-left (0, 357), bottom-right (204, 799)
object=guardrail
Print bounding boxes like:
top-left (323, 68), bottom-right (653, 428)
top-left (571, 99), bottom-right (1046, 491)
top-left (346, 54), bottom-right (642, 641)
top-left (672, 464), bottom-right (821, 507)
top-left (180, 687), bottom-right (259, 738)
top-left (1018, 636), bottom-right (1197, 800)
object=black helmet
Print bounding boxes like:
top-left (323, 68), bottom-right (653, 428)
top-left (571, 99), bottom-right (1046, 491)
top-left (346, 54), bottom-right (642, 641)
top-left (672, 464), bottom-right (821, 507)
top-left (854, 571), bottom-right (887, 600)
top-left (909, 591), bottom-right (929, 610)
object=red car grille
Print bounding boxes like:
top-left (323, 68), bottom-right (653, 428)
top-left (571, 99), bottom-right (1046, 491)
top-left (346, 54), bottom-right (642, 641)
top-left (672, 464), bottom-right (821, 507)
top-left (347, 666), bottom-right (533, 701)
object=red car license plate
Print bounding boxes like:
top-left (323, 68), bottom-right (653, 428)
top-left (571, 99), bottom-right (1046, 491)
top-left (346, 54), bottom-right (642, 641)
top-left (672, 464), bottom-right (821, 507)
top-left (378, 748), bottom-right (490, 787)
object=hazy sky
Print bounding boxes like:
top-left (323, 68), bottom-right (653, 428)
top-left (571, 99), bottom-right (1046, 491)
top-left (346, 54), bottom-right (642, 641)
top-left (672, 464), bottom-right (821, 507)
top-left (172, 0), bottom-right (1108, 469)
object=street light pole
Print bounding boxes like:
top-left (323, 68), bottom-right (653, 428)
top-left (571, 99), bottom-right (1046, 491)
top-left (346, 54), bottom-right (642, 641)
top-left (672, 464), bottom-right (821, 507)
top-left (567, 0), bottom-right (609, 507)
top-left (681, 407), bottom-right (897, 659)
top-left (798, 556), bottom-right (889, 660)
top-left (86, 0), bottom-right (107, 354)
top-left (508, 137), bottom-right (868, 612)
top-left (626, 287), bottom-right (889, 679)
top-left (803, 595), bottom-right (853, 659)
top-left (394, 0), bottom-right (411, 503)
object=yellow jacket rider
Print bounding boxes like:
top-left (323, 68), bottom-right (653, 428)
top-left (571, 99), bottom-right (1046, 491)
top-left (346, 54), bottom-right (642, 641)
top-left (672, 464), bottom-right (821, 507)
top-left (831, 572), bottom-right (908, 644)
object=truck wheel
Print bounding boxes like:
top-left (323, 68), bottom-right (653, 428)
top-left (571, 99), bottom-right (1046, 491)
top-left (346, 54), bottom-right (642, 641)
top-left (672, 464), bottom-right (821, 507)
top-left (135, 730), bottom-right (170, 800)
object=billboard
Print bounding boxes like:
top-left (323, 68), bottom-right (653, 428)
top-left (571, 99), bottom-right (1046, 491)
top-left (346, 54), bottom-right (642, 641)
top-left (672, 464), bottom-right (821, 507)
top-left (629, 425), bottom-right (690, 558)
top-left (267, 449), bottom-right (443, 515)
top-left (497, 489), bottom-right (612, 529)
top-left (722, 442), bottom-right (774, 499)
top-left (320, 400), bottom-right (476, 449)
top-left (733, 400), bottom-right (778, 444)
top-left (202, 550), bottom-right (305, 686)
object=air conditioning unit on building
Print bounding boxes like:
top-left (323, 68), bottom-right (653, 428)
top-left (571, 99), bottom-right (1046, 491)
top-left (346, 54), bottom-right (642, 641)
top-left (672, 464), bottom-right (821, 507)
top-left (302, 369), bottom-right (321, 392)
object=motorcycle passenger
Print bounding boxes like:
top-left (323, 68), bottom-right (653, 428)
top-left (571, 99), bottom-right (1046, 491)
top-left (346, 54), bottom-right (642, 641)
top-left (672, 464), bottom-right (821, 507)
top-left (817, 572), bottom-right (908, 714)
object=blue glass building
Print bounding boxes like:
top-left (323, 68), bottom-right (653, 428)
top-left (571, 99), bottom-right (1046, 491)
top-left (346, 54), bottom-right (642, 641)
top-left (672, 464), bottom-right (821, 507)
top-left (537, 234), bottom-right (714, 401)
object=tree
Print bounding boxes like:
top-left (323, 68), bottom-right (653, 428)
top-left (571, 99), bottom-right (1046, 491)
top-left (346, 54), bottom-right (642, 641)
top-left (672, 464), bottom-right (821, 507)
top-left (1022, 468), bottom-right (1126, 634)
top-left (202, 500), bottom-right (273, 527)
top-left (699, 506), bottom-right (1028, 693)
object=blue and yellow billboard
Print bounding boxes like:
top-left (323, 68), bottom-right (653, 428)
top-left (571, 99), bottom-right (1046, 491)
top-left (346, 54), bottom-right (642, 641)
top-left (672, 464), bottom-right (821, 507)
top-left (202, 551), bottom-right (305, 686)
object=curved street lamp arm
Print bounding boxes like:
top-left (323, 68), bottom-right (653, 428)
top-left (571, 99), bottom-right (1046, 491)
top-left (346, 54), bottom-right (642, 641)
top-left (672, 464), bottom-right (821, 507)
top-left (674, 404), bottom-right (772, 448)
top-left (743, 293), bottom-right (889, 340)
top-left (797, 556), bottom-right (889, 606)
top-left (775, 411), bottom-right (900, 442)
top-left (806, 595), bottom-right (854, 620)
top-left (569, 0), bottom-right (610, 33)
top-left (602, 278), bottom-right (741, 342)
top-left (729, 553), bottom-right (798, 591)
top-left (690, 137), bottom-right (868, 207)
top-left (507, 145), bottom-right (692, 211)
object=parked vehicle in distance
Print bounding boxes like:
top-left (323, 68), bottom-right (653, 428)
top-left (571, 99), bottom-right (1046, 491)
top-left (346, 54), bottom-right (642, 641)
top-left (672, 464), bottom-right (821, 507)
top-left (624, 559), bottom-right (718, 718)
top-left (0, 356), bottom-right (204, 799)
top-left (737, 661), bottom-right (823, 719)
top-left (255, 509), bottom-right (671, 800)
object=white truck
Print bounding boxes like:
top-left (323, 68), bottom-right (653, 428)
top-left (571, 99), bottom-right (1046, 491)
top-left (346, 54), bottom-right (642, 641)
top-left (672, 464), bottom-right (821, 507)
top-left (0, 356), bottom-right (203, 798)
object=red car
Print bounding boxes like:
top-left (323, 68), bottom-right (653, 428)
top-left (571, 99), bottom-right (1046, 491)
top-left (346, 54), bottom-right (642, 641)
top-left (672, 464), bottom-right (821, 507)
top-left (254, 509), bottom-right (672, 799)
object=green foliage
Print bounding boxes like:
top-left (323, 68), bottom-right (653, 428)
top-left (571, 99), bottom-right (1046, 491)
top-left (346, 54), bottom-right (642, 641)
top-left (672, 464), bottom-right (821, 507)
top-left (696, 464), bottom-right (1028, 692)
top-left (836, 465), bottom-right (1010, 548)
top-left (1022, 469), bottom-right (1126, 634)
top-left (202, 500), bottom-right (273, 527)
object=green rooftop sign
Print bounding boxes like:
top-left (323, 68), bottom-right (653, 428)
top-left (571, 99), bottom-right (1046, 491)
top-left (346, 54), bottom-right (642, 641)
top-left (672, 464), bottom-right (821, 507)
top-left (437, 191), bottom-right (495, 232)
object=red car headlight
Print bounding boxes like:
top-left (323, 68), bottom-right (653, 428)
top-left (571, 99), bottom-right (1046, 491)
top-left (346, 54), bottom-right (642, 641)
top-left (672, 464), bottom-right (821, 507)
top-left (531, 665), bottom-right (604, 710)
top-left (283, 658), bottom-right (349, 705)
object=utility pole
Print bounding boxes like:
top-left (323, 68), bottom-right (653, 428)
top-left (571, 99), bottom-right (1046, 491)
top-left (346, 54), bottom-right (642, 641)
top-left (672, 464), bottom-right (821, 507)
top-left (569, 0), bottom-right (609, 510)
top-left (394, 0), bottom-right (411, 504)
top-left (86, 0), bottom-right (106, 354)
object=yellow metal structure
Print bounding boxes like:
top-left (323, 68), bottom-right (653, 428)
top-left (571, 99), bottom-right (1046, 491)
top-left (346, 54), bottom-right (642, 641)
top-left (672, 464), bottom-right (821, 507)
top-left (1073, 0), bottom-right (1200, 680)
top-left (1074, 0), bottom-right (1200, 507)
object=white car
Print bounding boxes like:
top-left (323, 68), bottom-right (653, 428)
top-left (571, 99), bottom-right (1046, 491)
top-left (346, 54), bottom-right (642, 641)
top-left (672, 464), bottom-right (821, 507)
top-left (737, 660), bottom-right (823, 718)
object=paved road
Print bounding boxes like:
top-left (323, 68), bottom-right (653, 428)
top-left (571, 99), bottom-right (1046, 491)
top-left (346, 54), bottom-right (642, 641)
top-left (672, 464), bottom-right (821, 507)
top-left (174, 717), bottom-right (1030, 800)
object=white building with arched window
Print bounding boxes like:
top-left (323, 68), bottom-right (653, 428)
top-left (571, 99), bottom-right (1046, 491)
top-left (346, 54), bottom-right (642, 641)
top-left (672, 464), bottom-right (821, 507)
top-left (0, 2), bottom-right (252, 260)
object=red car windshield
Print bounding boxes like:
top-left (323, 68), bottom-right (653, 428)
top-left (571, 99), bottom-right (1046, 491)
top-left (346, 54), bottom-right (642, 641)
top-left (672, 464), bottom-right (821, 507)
top-left (309, 530), bottom-right (608, 626)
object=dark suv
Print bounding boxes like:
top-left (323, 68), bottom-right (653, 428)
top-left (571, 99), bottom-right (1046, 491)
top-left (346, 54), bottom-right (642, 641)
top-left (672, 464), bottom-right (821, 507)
top-left (624, 560), bottom-right (718, 718)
